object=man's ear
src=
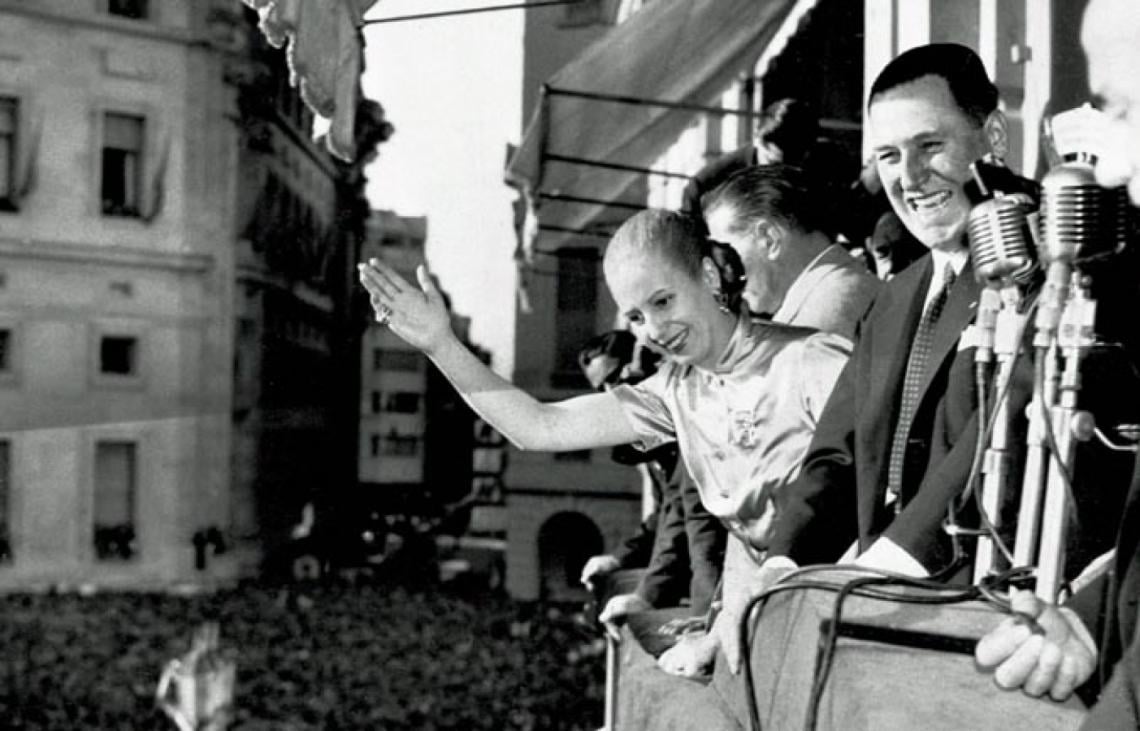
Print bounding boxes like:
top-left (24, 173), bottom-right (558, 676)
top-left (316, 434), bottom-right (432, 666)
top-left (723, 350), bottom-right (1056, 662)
top-left (984, 110), bottom-right (1010, 160)
top-left (752, 219), bottom-right (784, 260)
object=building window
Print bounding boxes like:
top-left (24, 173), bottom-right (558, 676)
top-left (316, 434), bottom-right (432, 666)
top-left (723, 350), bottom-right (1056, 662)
top-left (384, 392), bottom-right (421, 414)
top-left (101, 112), bottom-right (144, 217)
top-left (106, 0), bottom-right (149, 19)
top-left (0, 97), bottom-right (16, 210)
top-left (0, 440), bottom-right (10, 563)
top-left (373, 349), bottom-right (423, 372)
top-left (381, 432), bottom-right (419, 456)
top-left (553, 250), bottom-right (598, 383)
top-left (0, 329), bottom-right (10, 373)
top-left (94, 441), bottom-right (137, 561)
top-left (100, 335), bottom-right (138, 375)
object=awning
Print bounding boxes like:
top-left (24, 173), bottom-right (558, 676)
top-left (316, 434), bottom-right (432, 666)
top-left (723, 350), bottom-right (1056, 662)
top-left (505, 0), bottom-right (803, 253)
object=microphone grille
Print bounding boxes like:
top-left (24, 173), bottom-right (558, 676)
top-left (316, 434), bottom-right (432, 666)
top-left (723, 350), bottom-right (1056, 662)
top-left (967, 195), bottom-right (1036, 285)
top-left (1042, 162), bottom-right (1130, 263)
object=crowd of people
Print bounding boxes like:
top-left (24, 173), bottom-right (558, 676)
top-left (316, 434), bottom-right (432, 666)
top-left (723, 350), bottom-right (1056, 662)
top-left (0, 583), bottom-right (607, 730)
top-left (360, 0), bottom-right (1140, 725)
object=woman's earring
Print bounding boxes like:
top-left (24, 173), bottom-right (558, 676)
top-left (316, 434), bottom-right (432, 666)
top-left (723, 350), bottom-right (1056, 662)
top-left (713, 289), bottom-right (731, 314)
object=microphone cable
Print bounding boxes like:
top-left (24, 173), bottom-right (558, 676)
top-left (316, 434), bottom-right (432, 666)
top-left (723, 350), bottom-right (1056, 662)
top-left (738, 565), bottom-right (1035, 729)
top-left (738, 563), bottom-right (1027, 731)
top-left (1033, 348), bottom-right (1080, 526)
top-left (943, 297), bottom-right (1039, 568)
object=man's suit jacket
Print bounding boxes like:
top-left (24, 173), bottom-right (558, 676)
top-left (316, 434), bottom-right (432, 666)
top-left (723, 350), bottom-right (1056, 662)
top-left (636, 466), bottom-right (726, 614)
top-left (610, 444), bottom-right (672, 570)
top-left (1070, 455), bottom-right (1140, 722)
top-left (767, 253), bottom-right (984, 569)
top-left (773, 243), bottom-right (879, 343)
top-left (616, 443), bottom-right (726, 614)
top-left (612, 495), bottom-right (658, 570)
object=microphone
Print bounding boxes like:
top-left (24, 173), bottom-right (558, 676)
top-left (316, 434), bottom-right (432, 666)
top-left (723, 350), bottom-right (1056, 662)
top-left (1035, 161), bottom-right (1130, 345)
top-left (1021, 105), bottom-right (1131, 599)
top-left (967, 192), bottom-right (1039, 289)
top-left (1040, 161), bottom-right (1129, 264)
top-left (966, 158), bottom-right (1040, 364)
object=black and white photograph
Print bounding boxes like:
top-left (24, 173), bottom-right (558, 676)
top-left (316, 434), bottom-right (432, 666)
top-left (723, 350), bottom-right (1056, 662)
top-left (1, 0), bottom-right (1139, 728)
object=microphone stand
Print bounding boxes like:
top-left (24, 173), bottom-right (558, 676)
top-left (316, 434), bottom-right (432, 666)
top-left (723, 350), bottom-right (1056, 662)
top-left (1034, 272), bottom-right (1097, 601)
top-left (973, 285), bottom-right (1029, 581)
top-left (1018, 151), bottom-right (1114, 601)
top-left (962, 173), bottom-right (1040, 581)
top-left (1012, 260), bottom-right (1066, 570)
top-left (1011, 343), bottom-right (1056, 569)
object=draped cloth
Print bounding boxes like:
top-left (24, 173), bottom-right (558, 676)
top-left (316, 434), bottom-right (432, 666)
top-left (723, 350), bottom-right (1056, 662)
top-left (242, 0), bottom-right (379, 161)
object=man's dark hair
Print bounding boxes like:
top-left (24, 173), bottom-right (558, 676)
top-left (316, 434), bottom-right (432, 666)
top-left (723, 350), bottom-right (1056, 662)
top-left (868, 43), bottom-right (998, 126)
top-left (577, 329), bottom-right (664, 389)
top-left (702, 163), bottom-right (826, 238)
top-left (577, 330), bottom-right (636, 377)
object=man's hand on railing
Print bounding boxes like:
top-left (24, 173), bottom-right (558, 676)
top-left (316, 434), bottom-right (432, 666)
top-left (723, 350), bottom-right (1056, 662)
top-left (580, 554), bottom-right (622, 591)
top-left (658, 615), bottom-right (708, 636)
top-left (598, 593), bottom-right (651, 641)
top-left (657, 631), bottom-right (718, 678)
top-left (974, 588), bottom-right (1097, 701)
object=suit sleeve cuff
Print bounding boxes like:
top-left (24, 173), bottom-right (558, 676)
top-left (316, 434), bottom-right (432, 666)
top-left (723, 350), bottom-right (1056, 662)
top-left (853, 538), bottom-right (930, 577)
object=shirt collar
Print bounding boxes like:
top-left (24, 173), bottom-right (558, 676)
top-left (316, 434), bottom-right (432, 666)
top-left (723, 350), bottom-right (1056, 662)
top-left (709, 309), bottom-right (757, 375)
top-left (930, 247), bottom-right (968, 278)
top-left (922, 247), bottom-right (968, 310)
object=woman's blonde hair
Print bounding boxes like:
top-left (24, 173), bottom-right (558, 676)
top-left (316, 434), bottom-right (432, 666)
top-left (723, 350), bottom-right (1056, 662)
top-left (604, 209), bottom-right (745, 312)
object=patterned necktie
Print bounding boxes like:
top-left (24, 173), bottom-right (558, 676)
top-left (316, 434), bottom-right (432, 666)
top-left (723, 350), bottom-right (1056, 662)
top-left (886, 264), bottom-right (957, 510)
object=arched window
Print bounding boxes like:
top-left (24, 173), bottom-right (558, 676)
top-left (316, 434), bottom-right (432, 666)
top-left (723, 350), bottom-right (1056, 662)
top-left (537, 511), bottom-right (603, 601)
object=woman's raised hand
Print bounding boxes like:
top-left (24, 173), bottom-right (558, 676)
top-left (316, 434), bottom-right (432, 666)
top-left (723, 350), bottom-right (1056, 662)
top-left (358, 258), bottom-right (452, 354)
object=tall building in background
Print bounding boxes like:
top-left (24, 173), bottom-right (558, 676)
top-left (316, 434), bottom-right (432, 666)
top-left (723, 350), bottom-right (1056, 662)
top-left (0, 0), bottom-right (386, 587)
top-left (358, 211), bottom-right (430, 496)
top-left (504, 0), bottom-right (649, 602)
top-left (357, 210), bottom-right (484, 525)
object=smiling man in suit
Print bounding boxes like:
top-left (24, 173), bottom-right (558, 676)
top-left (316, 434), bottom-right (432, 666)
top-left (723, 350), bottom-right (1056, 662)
top-left (757, 43), bottom-right (1010, 579)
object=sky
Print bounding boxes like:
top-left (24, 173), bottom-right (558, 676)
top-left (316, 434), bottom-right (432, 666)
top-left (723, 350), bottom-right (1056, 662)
top-left (361, 0), bottom-right (525, 376)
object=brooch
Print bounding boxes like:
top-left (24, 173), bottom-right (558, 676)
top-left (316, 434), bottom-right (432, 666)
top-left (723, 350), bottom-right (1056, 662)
top-left (728, 409), bottom-right (761, 450)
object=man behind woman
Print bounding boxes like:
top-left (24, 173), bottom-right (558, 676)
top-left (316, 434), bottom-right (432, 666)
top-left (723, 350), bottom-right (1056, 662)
top-left (359, 209), bottom-right (850, 678)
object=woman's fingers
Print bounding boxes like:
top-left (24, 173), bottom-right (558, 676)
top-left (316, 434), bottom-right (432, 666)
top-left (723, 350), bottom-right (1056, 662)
top-left (416, 264), bottom-right (436, 295)
top-left (367, 258), bottom-right (408, 293)
top-left (357, 259), bottom-right (411, 300)
top-left (358, 263), bottom-right (394, 301)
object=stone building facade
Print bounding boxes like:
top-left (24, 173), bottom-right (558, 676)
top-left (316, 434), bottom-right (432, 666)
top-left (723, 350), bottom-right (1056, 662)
top-left (0, 0), bottom-right (385, 587)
